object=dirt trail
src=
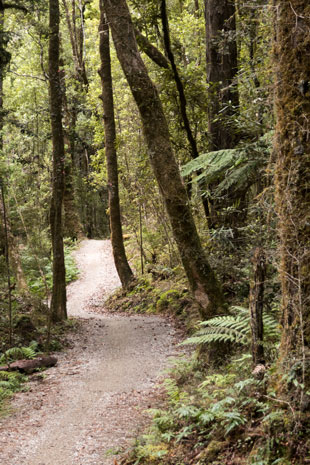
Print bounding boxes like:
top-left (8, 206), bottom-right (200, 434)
top-left (0, 240), bottom-right (181, 465)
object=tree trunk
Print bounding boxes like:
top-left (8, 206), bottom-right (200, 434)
top-left (205, 0), bottom-right (239, 151)
top-left (249, 247), bottom-right (265, 367)
top-left (98, 1), bottom-right (134, 289)
top-left (49, 0), bottom-right (67, 322)
top-left (103, 0), bottom-right (225, 318)
top-left (274, 0), bottom-right (310, 392)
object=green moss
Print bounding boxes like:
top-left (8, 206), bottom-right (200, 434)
top-left (156, 289), bottom-right (180, 312)
top-left (199, 440), bottom-right (227, 462)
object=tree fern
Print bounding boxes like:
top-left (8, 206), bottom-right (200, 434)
top-left (181, 132), bottom-right (272, 199)
top-left (182, 305), bottom-right (279, 347)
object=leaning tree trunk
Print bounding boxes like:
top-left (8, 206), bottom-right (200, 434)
top-left (98, 1), bottom-right (134, 289)
top-left (274, 0), bottom-right (310, 393)
top-left (49, 0), bottom-right (67, 322)
top-left (103, 0), bottom-right (225, 318)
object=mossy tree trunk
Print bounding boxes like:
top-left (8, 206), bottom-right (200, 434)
top-left (49, 0), bottom-right (67, 322)
top-left (103, 0), bottom-right (225, 319)
top-left (98, 0), bottom-right (134, 289)
top-left (274, 1), bottom-right (310, 392)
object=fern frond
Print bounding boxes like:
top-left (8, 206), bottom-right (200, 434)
top-left (181, 133), bottom-right (272, 198)
top-left (182, 305), bottom-right (279, 349)
top-left (0, 345), bottom-right (37, 364)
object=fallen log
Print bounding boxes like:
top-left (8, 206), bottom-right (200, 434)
top-left (0, 355), bottom-right (58, 374)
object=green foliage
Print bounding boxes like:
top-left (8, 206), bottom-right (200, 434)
top-left (181, 133), bottom-right (272, 199)
top-left (0, 342), bottom-right (39, 413)
top-left (126, 353), bottom-right (276, 465)
top-left (0, 341), bottom-right (39, 364)
top-left (125, 349), bottom-right (300, 465)
top-left (22, 240), bottom-right (79, 298)
top-left (155, 289), bottom-right (180, 312)
top-left (0, 370), bottom-right (27, 411)
top-left (183, 305), bottom-right (279, 350)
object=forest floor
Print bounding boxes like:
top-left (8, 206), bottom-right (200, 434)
top-left (0, 239), bottom-right (183, 465)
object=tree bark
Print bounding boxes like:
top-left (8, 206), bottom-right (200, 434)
top-left (274, 0), bottom-right (310, 391)
top-left (0, 181), bottom-right (13, 346)
top-left (49, 0), bottom-right (67, 322)
top-left (98, 1), bottom-right (134, 289)
top-left (134, 27), bottom-right (170, 69)
top-left (103, 0), bottom-right (225, 318)
top-left (205, 0), bottom-right (239, 151)
top-left (0, 356), bottom-right (58, 373)
top-left (249, 247), bottom-right (265, 367)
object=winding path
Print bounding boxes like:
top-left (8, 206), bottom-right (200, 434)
top-left (0, 240), bottom-right (181, 465)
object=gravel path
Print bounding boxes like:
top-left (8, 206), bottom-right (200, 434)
top-left (0, 239), bottom-right (181, 465)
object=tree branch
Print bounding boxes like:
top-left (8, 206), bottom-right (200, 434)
top-left (2, 3), bottom-right (28, 12)
top-left (134, 27), bottom-right (169, 69)
top-left (8, 69), bottom-right (47, 82)
top-left (160, 0), bottom-right (199, 159)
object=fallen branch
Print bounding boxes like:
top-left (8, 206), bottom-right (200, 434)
top-left (0, 355), bottom-right (58, 373)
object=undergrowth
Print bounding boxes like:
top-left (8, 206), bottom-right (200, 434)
top-left (22, 238), bottom-right (79, 298)
top-left (118, 304), bottom-right (309, 465)
top-left (106, 276), bottom-right (193, 321)
top-left (0, 370), bottom-right (28, 416)
top-left (122, 349), bottom-right (309, 465)
top-left (1, 239), bottom-right (80, 351)
top-left (0, 342), bottom-right (40, 415)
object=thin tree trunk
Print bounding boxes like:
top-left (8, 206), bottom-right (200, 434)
top-left (249, 247), bottom-right (265, 367)
top-left (0, 7), bottom-right (28, 295)
top-left (49, 0), bottom-right (67, 322)
top-left (98, 1), bottom-right (134, 289)
top-left (205, 0), bottom-right (242, 230)
top-left (160, 0), bottom-right (210, 221)
top-left (274, 0), bottom-right (310, 393)
top-left (103, 0), bottom-right (225, 318)
top-left (161, 0), bottom-right (199, 161)
top-left (0, 181), bottom-right (12, 346)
